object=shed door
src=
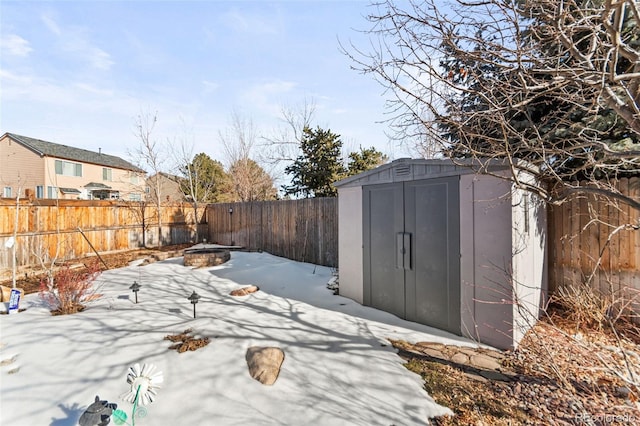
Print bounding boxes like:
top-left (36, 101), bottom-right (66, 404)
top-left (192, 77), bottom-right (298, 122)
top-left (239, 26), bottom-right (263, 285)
top-left (362, 183), bottom-right (405, 318)
top-left (363, 177), bottom-right (461, 334)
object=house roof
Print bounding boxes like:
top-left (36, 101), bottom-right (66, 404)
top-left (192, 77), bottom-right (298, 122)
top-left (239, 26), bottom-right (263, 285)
top-left (3, 132), bottom-right (145, 173)
top-left (148, 172), bottom-right (181, 182)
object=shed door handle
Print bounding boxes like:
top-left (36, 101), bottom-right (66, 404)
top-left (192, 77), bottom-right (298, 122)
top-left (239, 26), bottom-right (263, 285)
top-left (403, 232), bottom-right (412, 270)
top-left (396, 232), bottom-right (412, 270)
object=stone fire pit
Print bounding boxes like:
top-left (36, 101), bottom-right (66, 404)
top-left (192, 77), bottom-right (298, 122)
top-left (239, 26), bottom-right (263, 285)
top-left (183, 248), bottom-right (231, 267)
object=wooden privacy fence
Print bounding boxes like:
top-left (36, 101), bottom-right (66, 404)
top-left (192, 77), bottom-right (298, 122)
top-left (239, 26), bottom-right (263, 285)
top-left (4, 180), bottom-right (638, 301)
top-left (0, 198), bottom-right (207, 274)
top-left (548, 177), bottom-right (640, 305)
top-left (206, 198), bottom-right (338, 267)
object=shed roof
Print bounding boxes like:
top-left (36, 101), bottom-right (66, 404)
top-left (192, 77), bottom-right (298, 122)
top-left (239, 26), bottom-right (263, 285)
top-left (3, 132), bottom-right (145, 172)
top-left (334, 158), bottom-right (512, 189)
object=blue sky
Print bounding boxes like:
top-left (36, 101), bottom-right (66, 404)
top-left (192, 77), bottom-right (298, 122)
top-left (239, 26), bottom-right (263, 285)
top-left (1, 0), bottom-right (406, 175)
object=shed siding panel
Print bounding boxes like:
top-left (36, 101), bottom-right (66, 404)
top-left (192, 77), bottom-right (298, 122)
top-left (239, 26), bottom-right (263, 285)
top-left (471, 175), bottom-right (514, 349)
top-left (512, 185), bottom-right (547, 344)
top-left (459, 175), bottom-right (477, 340)
top-left (338, 186), bottom-right (363, 303)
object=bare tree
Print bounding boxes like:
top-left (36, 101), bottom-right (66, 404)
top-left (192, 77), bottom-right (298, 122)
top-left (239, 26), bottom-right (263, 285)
top-left (126, 200), bottom-right (152, 248)
top-left (220, 110), bottom-right (257, 166)
top-left (345, 0), bottom-right (640, 210)
top-left (171, 129), bottom-right (224, 242)
top-left (219, 111), bottom-right (277, 201)
top-left (261, 97), bottom-right (317, 165)
top-left (131, 109), bottom-right (166, 247)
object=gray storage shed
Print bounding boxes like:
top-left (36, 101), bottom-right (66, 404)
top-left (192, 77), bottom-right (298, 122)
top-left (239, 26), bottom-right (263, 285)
top-left (334, 158), bottom-right (547, 350)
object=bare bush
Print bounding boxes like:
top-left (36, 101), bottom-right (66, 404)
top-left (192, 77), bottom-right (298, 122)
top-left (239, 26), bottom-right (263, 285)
top-left (39, 261), bottom-right (102, 315)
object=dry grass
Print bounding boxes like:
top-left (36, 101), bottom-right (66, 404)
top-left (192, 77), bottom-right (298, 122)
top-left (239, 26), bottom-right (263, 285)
top-left (403, 357), bottom-right (532, 425)
top-left (396, 307), bottom-right (640, 425)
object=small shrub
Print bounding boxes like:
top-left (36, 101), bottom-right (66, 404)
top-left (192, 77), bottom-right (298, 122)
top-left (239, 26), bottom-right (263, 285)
top-left (39, 261), bottom-right (102, 315)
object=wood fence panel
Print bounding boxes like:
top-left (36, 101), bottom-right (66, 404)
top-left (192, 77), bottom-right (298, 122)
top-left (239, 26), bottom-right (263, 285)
top-left (608, 193), bottom-right (621, 297)
top-left (206, 198), bottom-right (338, 267)
top-left (598, 192), bottom-right (611, 296)
top-left (548, 178), bottom-right (640, 314)
top-left (630, 179), bottom-right (640, 315)
top-left (0, 199), bottom-right (206, 275)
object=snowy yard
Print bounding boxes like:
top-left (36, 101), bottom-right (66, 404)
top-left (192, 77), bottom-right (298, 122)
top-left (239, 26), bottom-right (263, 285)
top-left (0, 249), bottom-right (478, 425)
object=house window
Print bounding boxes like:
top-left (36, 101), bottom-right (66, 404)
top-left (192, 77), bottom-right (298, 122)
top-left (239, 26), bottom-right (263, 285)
top-left (36, 186), bottom-right (44, 199)
top-left (103, 168), bottom-right (113, 181)
top-left (130, 174), bottom-right (140, 184)
top-left (55, 160), bottom-right (82, 177)
top-left (47, 186), bottom-right (58, 199)
top-left (3, 187), bottom-right (11, 198)
top-left (129, 193), bottom-right (142, 201)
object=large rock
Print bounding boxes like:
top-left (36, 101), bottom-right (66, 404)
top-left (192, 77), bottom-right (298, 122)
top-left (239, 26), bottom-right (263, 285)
top-left (0, 285), bottom-right (10, 302)
top-left (230, 286), bottom-right (259, 297)
top-left (245, 346), bottom-right (285, 385)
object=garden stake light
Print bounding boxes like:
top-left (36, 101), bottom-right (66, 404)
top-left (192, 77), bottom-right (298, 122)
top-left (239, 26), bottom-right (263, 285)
top-left (188, 290), bottom-right (200, 318)
top-left (129, 281), bottom-right (141, 304)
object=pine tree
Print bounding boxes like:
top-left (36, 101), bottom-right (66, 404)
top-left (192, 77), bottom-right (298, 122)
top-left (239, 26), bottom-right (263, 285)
top-left (179, 153), bottom-right (229, 203)
top-left (346, 146), bottom-right (387, 176)
top-left (283, 126), bottom-right (346, 197)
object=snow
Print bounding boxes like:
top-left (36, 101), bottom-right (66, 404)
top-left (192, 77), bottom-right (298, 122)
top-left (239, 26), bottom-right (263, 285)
top-left (0, 249), bottom-right (479, 425)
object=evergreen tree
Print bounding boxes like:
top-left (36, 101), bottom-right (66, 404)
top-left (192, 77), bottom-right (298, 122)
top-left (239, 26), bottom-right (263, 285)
top-left (348, 0), bottom-right (640, 205)
top-left (179, 153), bottom-right (229, 203)
top-left (283, 126), bottom-right (346, 197)
top-left (437, 1), bottom-right (640, 179)
top-left (346, 146), bottom-right (388, 176)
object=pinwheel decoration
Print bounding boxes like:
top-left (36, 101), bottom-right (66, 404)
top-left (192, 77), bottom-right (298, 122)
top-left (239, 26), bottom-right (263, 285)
top-left (121, 363), bottom-right (163, 406)
top-left (110, 363), bottom-right (163, 425)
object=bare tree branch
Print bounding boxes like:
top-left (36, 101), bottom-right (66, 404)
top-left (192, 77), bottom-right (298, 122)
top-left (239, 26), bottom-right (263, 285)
top-left (345, 0), bottom-right (640, 213)
top-left (131, 109), bottom-right (166, 247)
top-left (260, 98), bottom-right (317, 164)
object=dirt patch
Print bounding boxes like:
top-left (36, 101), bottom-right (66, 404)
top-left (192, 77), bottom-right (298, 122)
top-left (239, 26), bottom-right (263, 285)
top-left (395, 308), bottom-right (640, 425)
top-left (1, 244), bottom-right (193, 295)
top-left (164, 328), bottom-right (210, 353)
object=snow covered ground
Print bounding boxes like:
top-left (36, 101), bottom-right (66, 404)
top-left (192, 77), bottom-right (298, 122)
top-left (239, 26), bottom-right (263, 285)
top-left (0, 249), bottom-right (478, 425)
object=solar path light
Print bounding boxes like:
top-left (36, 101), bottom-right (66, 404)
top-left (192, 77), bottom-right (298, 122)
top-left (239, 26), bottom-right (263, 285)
top-left (188, 291), bottom-right (201, 318)
top-left (129, 281), bottom-right (141, 304)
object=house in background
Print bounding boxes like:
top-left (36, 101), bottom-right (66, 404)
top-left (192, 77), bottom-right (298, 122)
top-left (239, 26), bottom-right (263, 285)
top-left (146, 172), bottom-right (187, 203)
top-left (0, 132), bottom-right (146, 200)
